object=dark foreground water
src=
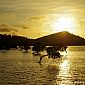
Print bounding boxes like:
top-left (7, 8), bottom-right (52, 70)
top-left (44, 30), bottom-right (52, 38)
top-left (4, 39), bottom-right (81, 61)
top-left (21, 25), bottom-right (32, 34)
top-left (0, 46), bottom-right (85, 85)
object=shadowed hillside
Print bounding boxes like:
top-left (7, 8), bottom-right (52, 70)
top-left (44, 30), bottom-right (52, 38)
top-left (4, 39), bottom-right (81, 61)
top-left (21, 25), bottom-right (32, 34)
top-left (0, 34), bottom-right (34, 50)
top-left (34, 31), bottom-right (85, 46)
top-left (0, 31), bottom-right (85, 47)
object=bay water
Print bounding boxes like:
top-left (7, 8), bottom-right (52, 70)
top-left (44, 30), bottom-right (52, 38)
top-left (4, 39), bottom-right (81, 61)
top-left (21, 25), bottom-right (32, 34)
top-left (0, 46), bottom-right (85, 85)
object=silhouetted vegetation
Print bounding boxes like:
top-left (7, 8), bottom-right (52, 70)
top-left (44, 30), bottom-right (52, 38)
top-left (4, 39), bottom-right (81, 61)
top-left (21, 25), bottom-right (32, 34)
top-left (32, 43), bottom-right (46, 55)
top-left (38, 46), bottom-right (68, 64)
top-left (0, 34), bottom-right (33, 51)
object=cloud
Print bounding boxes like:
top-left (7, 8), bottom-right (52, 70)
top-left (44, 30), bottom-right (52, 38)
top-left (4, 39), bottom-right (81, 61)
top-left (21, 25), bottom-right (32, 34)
top-left (16, 16), bottom-right (46, 30)
top-left (14, 24), bottom-right (29, 29)
top-left (28, 16), bottom-right (46, 21)
top-left (0, 24), bottom-right (18, 32)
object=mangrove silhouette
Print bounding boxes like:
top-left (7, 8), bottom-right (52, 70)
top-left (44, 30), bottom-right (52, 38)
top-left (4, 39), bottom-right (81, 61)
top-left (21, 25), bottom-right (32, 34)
top-left (37, 46), bottom-right (68, 64)
top-left (32, 43), bottom-right (46, 55)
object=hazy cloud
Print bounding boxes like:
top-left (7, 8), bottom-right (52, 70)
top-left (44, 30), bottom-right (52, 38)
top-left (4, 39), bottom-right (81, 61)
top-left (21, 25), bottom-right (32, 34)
top-left (29, 16), bottom-right (45, 20)
top-left (0, 24), bottom-right (18, 32)
top-left (14, 24), bottom-right (29, 29)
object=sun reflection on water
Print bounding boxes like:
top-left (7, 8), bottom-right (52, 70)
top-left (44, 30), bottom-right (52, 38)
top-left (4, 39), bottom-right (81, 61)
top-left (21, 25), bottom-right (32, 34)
top-left (60, 60), bottom-right (69, 74)
top-left (59, 60), bottom-right (70, 85)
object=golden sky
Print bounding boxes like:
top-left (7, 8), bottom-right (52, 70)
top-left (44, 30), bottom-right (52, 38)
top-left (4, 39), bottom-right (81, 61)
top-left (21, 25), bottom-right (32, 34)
top-left (0, 0), bottom-right (85, 38)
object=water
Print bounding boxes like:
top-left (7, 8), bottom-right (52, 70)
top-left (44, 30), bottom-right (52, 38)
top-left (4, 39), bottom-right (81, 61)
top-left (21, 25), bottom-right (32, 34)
top-left (0, 46), bottom-right (85, 85)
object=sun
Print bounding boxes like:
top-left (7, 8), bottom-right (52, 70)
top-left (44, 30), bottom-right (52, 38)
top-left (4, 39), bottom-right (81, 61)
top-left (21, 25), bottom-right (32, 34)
top-left (52, 15), bottom-right (77, 33)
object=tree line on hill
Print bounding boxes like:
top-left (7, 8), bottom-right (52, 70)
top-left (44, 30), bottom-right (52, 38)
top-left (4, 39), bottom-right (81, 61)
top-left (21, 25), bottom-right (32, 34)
top-left (0, 34), bottom-right (34, 51)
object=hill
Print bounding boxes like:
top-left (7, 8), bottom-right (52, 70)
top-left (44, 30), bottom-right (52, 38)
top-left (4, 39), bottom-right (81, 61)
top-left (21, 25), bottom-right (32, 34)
top-left (0, 34), bottom-right (34, 49)
top-left (34, 31), bottom-right (85, 46)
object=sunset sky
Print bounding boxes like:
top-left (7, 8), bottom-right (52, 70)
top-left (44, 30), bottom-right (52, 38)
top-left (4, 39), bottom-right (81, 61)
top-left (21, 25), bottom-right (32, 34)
top-left (0, 0), bottom-right (85, 39)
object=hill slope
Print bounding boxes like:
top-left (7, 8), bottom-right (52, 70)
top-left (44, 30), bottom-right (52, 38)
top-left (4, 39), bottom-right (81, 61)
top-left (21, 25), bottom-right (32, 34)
top-left (34, 31), bottom-right (85, 46)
